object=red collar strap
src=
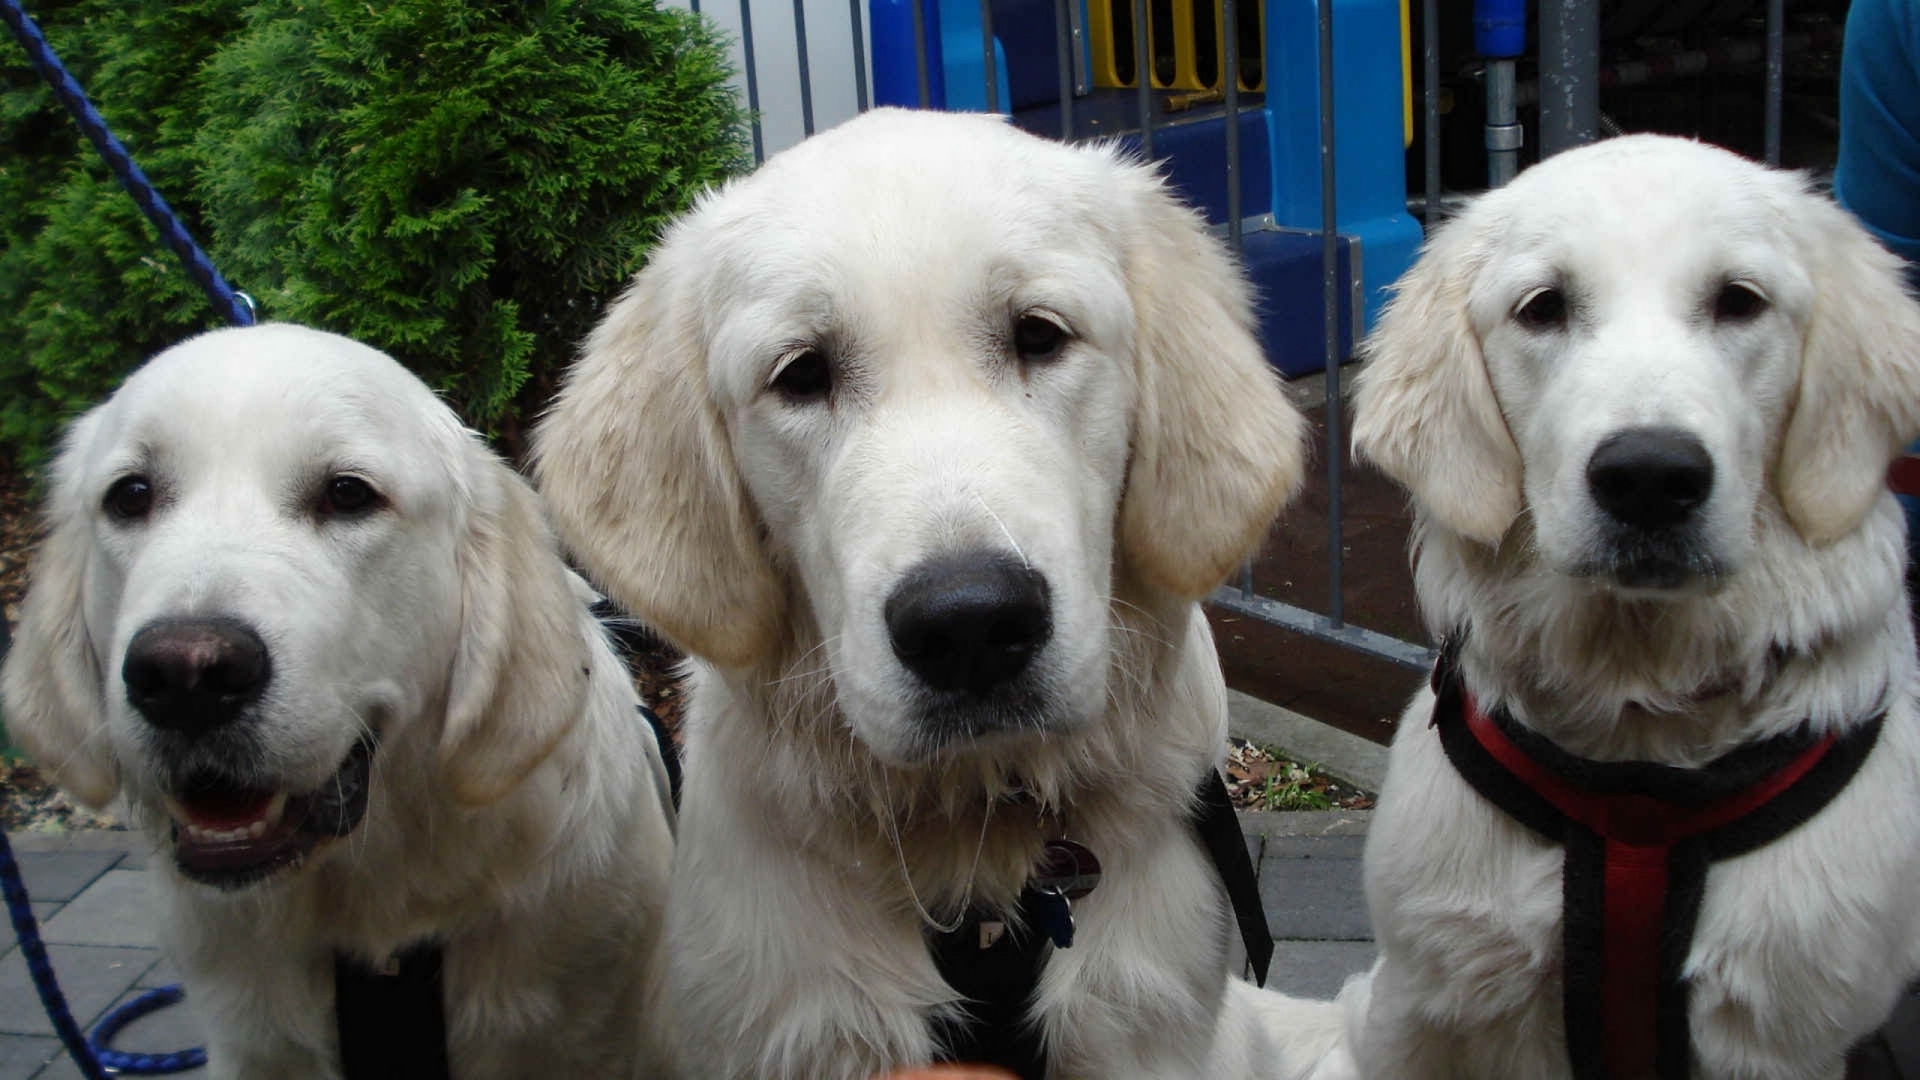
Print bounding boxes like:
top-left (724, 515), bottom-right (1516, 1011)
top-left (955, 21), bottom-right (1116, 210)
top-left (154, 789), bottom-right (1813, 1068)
top-left (1428, 641), bottom-right (1885, 1080)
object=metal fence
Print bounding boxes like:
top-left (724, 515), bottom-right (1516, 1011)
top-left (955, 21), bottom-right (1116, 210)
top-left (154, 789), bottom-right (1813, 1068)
top-left (661, 0), bottom-right (1797, 676)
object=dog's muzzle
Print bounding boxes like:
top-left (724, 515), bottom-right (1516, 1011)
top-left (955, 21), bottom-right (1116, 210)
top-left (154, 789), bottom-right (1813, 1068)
top-left (1583, 427), bottom-right (1718, 589)
top-left (886, 551), bottom-right (1052, 697)
top-left (123, 617), bottom-right (271, 736)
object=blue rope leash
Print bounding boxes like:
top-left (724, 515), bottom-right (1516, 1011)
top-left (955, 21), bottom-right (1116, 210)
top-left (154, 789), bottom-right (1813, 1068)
top-left (4, 0), bottom-right (244, 1071)
top-left (0, 0), bottom-right (254, 327)
top-left (1, 831), bottom-right (208, 1076)
top-left (0, 832), bottom-right (110, 1080)
top-left (90, 986), bottom-right (209, 1074)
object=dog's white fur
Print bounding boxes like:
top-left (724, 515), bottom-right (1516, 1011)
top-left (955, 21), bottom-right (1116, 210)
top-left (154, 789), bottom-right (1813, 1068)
top-left (1347, 135), bottom-right (1920, 1078)
top-left (1, 324), bottom-right (676, 1079)
top-left (533, 108), bottom-right (1342, 1079)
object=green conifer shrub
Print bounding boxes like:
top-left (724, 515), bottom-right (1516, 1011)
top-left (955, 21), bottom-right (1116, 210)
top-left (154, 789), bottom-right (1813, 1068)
top-left (197, 0), bottom-right (748, 448)
top-left (0, 0), bottom-right (246, 466)
top-left (0, 0), bottom-right (747, 467)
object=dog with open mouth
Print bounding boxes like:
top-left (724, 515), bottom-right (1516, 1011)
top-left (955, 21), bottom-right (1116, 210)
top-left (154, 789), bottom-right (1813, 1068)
top-left (1, 323), bottom-right (677, 1078)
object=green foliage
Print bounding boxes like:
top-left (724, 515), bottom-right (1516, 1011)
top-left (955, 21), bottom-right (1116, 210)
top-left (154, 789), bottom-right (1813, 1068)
top-left (0, 0), bottom-right (246, 467)
top-left (0, 0), bottom-right (748, 467)
top-left (197, 0), bottom-right (749, 445)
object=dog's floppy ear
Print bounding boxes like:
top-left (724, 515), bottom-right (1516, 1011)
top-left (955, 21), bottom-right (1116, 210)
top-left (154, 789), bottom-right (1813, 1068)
top-left (1117, 172), bottom-right (1308, 598)
top-left (439, 454), bottom-right (590, 806)
top-left (1775, 196), bottom-right (1920, 546)
top-left (1, 415), bottom-right (118, 807)
top-left (1350, 216), bottom-right (1522, 547)
top-left (532, 238), bottom-right (784, 668)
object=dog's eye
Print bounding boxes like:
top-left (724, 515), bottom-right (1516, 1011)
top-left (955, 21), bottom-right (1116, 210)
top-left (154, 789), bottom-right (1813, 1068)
top-left (770, 347), bottom-right (832, 403)
top-left (318, 475), bottom-right (384, 518)
top-left (103, 476), bottom-right (154, 522)
top-left (1714, 281), bottom-right (1769, 323)
top-left (1013, 313), bottom-right (1071, 363)
top-left (1514, 288), bottom-right (1568, 330)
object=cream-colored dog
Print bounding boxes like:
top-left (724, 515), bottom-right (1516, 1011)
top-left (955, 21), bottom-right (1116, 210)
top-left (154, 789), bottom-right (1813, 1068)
top-left (534, 108), bottom-right (1341, 1079)
top-left (1348, 135), bottom-right (1920, 1079)
top-left (1, 324), bottom-right (675, 1078)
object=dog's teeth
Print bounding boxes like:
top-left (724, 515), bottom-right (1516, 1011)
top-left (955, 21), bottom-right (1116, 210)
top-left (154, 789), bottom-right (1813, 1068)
top-left (246, 820), bottom-right (266, 839)
top-left (263, 793), bottom-right (289, 829)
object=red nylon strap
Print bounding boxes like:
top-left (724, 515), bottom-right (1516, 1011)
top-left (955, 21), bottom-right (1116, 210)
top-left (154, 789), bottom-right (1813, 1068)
top-left (1889, 455), bottom-right (1920, 498)
top-left (1461, 694), bottom-right (1836, 1078)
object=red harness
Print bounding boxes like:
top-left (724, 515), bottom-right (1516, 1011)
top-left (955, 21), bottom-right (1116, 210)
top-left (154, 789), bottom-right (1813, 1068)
top-left (1430, 644), bottom-right (1884, 1080)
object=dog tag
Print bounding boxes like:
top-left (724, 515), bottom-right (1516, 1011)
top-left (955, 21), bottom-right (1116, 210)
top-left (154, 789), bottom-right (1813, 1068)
top-left (1030, 839), bottom-right (1101, 899)
top-left (1033, 887), bottom-right (1076, 949)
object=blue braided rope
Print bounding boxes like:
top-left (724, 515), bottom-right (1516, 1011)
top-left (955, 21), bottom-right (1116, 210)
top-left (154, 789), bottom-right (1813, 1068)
top-left (0, 0), bottom-right (254, 327)
top-left (0, 832), bottom-right (111, 1080)
top-left (90, 985), bottom-right (210, 1074)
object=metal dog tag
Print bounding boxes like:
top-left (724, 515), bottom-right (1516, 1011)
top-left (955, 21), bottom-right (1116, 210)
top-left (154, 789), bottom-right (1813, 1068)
top-left (1030, 839), bottom-right (1101, 899)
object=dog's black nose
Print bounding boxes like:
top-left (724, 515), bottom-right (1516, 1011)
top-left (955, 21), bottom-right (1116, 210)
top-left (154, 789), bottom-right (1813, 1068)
top-left (123, 618), bottom-right (271, 735)
top-left (1586, 428), bottom-right (1715, 530)
top-left (886, 553), bottom-right (1051, 695)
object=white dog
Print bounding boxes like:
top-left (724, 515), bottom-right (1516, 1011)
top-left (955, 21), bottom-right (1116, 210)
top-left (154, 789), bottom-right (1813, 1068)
top-left (1348, 135), bottom-right (1920, 1079)
top-left (1, 324), bottom-right (676, 1079)
top-left (533, 108), bottom-right (1344, 1080)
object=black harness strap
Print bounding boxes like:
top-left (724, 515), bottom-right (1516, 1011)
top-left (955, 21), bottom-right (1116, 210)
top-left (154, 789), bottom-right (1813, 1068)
top-left (335, 942), bottom-right (451, 1080)
top-left (929, 769), bottom-right (1273, 1075)
top-left (1430, 643), bottom-right (1885, 1080)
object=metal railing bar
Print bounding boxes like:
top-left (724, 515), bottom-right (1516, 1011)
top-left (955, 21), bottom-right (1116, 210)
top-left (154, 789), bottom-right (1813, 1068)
top-left (793, 0), bottom-right (817, 135)
top-left (1764, 0), bottom-right (1783, 165)
top-left (1223, 0), bottom-right (1241, 253)
top-left (981, 0), bottom-right (999, 111)
top-left (850, 0), bottom-right (870, 111)
top-left (912, 0), bottom-right (931, 107)
top-left (1210, 588), bottom-right (1435, 671)
top-left (1422, 0), bottom-right (1439, 222)
top-left (1132, 0), bottom-right (1153, 158)
top-left (741, 0), bottom-right (766, 161)
top-left (1055, 0), bottom-right (1075, 138)
top-left (1317, 0), bottom-right (1343, 628)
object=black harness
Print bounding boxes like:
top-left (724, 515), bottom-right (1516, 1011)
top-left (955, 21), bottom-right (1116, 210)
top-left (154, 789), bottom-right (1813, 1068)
top-left (330, 706), bottom-right (674, 1079)
top-left (929, 769), bottom-right (1274, 1079)
top-left (1430, 642), bottom-right (1884, 1080)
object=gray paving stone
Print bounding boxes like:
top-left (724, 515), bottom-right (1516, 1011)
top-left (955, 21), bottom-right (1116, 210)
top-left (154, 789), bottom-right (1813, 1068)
top-left (39, 872), bottom-right (157, 949)
top-left (26, 906), bottom-right (59, 929)
top-left (1260, 850), bottom-right (1374, 941)
top-left (1245, 831), bottom-right (1264, 870)
top-left (0, 1034), bottom-right (59, 1080)
top-left (1268, 940), bottom-right (1377, 1000)
top-left (1260, 834), bottom-right (1368, 861)
top-left (134, 956), bottom-right (182, 991)
top-left (0, 944), bottom-right (158, 1036)
top-left (8, 853), bottom-right (122, 906)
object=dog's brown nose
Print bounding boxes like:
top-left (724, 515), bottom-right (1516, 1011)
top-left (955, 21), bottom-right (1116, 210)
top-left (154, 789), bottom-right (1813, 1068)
top-left (123, 618), bottom-right (271, 735)
top-left (886, 552), bottom-right (1051, 695)
top-left (1586, 427), bottom-right (1714, 530)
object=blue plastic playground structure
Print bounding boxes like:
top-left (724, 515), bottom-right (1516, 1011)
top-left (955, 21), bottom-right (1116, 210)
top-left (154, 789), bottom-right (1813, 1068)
top-left (866, 0), bottom-right (1423, 377)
